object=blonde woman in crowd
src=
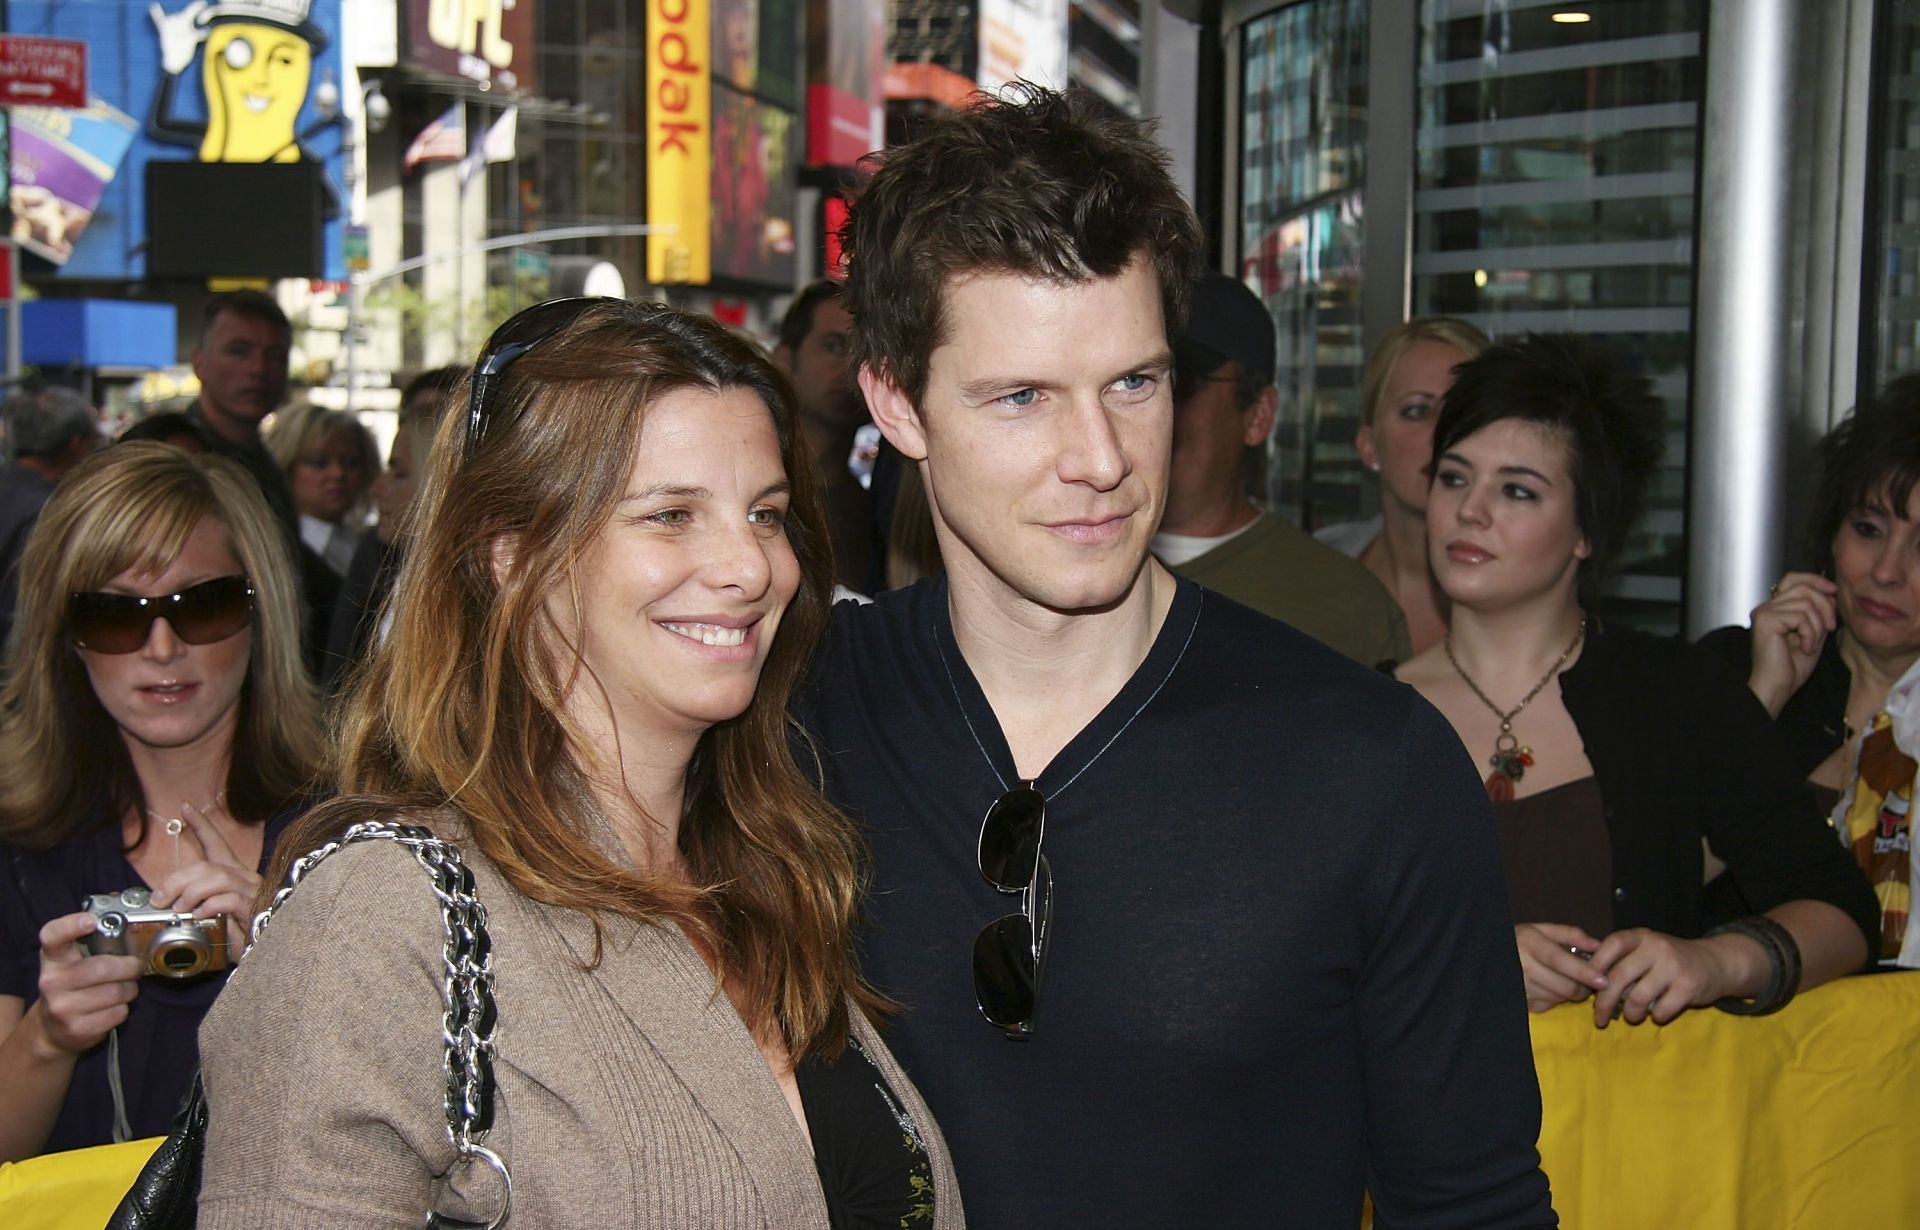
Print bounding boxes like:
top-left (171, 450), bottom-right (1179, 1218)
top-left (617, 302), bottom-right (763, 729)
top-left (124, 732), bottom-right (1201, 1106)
top-left (1317, 317), bottom-right (1489, 654)
top-left (0, 444), bottom-right (320, 1161)
top-left (264, 403), bottom-right (378, 579)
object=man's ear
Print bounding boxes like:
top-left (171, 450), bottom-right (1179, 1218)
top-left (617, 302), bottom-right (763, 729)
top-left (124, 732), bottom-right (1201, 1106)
top-left (1243, 384), bottom-right (1279, 448)
top-left (857, 364), bottom-right (928, 461)
top-left (59, 431), bottom-right (95, 470)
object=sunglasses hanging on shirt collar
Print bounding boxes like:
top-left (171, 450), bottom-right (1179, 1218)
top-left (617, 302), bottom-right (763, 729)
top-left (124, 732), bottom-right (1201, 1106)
top-left (974, 782), bottom-right (1052, 1039)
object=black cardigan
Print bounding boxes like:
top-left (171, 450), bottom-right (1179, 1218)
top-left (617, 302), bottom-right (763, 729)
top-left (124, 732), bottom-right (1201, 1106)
top-left (1695, 624), bottom-right (1851, 778)
top-left (1558, 619), bottom-right (1879, 958)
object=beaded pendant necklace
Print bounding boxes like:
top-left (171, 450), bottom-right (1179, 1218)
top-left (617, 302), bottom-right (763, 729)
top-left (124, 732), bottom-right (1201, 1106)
top-left (1445, 618), bottom-right (1587, 802)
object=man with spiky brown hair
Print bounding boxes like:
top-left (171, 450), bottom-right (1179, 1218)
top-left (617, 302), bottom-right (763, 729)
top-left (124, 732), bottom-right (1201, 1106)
top-left (798, 86), bottom-right (1556, 1229)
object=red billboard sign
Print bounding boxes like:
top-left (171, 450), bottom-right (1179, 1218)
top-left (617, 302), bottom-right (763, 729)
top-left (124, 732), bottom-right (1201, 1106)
top-left (0, 36), bottom-right (86, 109)
top-left (805, 0), bottom-right (883, 167)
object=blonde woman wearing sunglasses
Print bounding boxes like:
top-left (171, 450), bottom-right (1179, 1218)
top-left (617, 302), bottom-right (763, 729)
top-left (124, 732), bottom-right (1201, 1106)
top-left (0, 442), bottom-right (321, 1161)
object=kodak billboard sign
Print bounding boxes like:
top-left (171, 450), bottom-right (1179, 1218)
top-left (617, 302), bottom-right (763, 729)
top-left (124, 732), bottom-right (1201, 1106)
top-left (648, 0), bottom-right (711, 284)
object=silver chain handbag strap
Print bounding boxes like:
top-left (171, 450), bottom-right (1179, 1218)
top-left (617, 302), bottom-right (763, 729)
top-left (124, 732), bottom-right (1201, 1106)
top-left (251, 820), bottom-right (511, 1230)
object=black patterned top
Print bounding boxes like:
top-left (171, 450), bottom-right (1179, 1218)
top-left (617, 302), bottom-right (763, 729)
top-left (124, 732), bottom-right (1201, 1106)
top-left (796, 1033), bottom-right (936, 1229)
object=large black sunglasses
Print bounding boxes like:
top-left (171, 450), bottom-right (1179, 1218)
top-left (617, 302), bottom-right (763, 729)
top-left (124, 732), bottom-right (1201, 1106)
top-left (974, 782), bottom-right (1053, 1040)
top-left (463, 296), bottom-right (613, 459)
top-left (69, 576), bottom-right (255, 654)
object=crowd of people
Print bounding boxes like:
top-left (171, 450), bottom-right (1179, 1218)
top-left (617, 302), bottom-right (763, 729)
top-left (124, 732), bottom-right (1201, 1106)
top-left (0, 84), bottom-right (1913, 1228)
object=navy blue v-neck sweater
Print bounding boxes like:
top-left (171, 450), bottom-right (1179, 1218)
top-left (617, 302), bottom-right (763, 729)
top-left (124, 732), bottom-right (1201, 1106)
top-left (797, 577), bottom-right (1556, 1230)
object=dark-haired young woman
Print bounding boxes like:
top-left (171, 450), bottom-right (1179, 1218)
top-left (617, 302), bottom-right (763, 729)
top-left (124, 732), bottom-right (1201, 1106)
top-left (196, 301), bottom-right (957, 1228)
top-left (1396, 333), bottom-right (1878, 1026)
top-left (0, 444), bottom-right (321, 1161)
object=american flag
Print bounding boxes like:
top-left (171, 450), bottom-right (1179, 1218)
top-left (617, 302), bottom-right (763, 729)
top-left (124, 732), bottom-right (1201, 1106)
top-left (403, 103), bottom-right (466, 173)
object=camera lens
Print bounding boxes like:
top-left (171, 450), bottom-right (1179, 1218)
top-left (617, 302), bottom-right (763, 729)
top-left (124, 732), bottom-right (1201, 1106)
top-left (159, 948), bottom-right (200, 973)
top-left (148, 924), bottom-right (212, 979)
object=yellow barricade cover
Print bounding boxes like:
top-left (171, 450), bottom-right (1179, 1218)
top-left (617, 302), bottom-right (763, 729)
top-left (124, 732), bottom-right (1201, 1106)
top-left (0, 1136), bottom-right (163, 1230)
top-left (1531, 971), bottom-right (1920, 1226)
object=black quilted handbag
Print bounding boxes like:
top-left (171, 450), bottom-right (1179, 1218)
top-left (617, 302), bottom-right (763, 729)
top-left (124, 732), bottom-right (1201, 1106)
top-left (103, 1076), bottom-right (205, 1230)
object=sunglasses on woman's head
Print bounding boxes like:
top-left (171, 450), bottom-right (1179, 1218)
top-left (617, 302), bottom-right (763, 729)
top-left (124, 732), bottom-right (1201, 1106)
top-left (68, 575), bottom-right (255, 654)
top-left (463, 296), bottom-right (615, 460)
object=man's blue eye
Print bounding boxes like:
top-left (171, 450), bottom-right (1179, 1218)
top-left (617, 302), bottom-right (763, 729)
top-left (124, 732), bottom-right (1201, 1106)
top-left (1004, 388), bottom-right (1037, 407)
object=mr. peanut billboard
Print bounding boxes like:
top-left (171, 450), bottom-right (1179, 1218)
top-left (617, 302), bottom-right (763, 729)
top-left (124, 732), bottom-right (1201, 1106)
top-left (9, 0), bottom-right (346, 280)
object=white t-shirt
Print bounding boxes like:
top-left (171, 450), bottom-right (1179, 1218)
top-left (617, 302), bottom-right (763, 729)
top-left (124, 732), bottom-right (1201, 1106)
top-left (1312, 515), bottom-right (1382, 560)
top-left (1151, 518), bottom-right (1260, 567)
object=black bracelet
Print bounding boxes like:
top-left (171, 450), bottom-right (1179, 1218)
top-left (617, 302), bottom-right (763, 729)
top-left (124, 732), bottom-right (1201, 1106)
top-left (1706, 916), bottom-right (1803, 1016)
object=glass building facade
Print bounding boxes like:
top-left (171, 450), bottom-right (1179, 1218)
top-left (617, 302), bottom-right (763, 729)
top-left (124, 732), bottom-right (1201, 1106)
top-left (1238, 0), bottom-right (1705, 630)
top-left (1868, 0), bottom-right (1920, 388)
top-left (1239, 0), bottom-right (1370, 528)
top-left (1412, 0), bottom-right (1705, 626)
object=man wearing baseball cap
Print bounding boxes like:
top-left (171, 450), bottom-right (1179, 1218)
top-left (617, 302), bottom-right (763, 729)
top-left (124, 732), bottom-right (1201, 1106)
top-left (1155, 271), bottom-right (1410, 664)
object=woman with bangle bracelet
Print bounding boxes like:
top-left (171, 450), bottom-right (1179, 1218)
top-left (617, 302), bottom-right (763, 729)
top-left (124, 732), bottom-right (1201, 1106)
top-left (1395, 334), bottom-right (1880, 1025)
top-left (1697, 379), bottom-right (1920, 957)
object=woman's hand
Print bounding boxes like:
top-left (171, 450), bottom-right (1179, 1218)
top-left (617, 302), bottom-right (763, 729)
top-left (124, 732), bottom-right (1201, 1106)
top-left (1748, 572), bottom-right (1839, 717)
top-left (1515, 923), bottom-right (1610, 1013)
top-left (150, 800), bottom-right (262, 956)
top-left (36, 913), bottom-right (143, 1055)
top-left (1585, 928), bottom-right (1760, 1028)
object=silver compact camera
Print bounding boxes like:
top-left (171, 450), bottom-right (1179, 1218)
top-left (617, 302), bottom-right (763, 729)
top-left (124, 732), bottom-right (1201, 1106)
top-left (82, 888), bottom-right (227, 979)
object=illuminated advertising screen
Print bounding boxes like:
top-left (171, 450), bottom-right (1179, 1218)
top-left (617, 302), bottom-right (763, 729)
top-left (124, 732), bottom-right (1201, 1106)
top-left (403, 0), bottom-right (539, 96)
top-left (709, 81), bottom-right (797, 285)
top-left (9, 0), bottom-right (349, 280)
top-left (976, 0), bottom-right (1069, 92)
top-left (648, 0), bottom-right (712, 283)
top-left (805, 0), bottom-right (883, 168)
top-left (707, 0), bottom-right (797, 286)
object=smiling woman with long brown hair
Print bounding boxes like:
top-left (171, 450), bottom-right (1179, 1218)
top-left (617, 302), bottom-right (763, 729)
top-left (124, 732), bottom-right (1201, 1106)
top-left (195, 300), bottom-right (959, 1229)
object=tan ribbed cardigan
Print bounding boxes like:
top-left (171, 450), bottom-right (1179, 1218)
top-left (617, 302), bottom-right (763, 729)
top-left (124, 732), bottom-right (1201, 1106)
top-left (196, 835), bottom-right (964, 1228)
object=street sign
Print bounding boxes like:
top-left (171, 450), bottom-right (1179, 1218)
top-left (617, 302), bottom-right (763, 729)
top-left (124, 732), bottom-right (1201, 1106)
top-left (512, 247), bottom-right (549, 279)
top-left (0, 37), bottom-right (87, 109)
top-left (344, 225), bottom-right (370, 272)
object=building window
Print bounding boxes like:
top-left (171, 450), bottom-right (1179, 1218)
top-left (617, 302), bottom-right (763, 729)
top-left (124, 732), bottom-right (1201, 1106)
top-left (1867, 1), bottom-right (1920, 389)
top-left (1239, 0), bottom-right (1370, 529)
top-left (1413, 0), bottom-right (1705, 629)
